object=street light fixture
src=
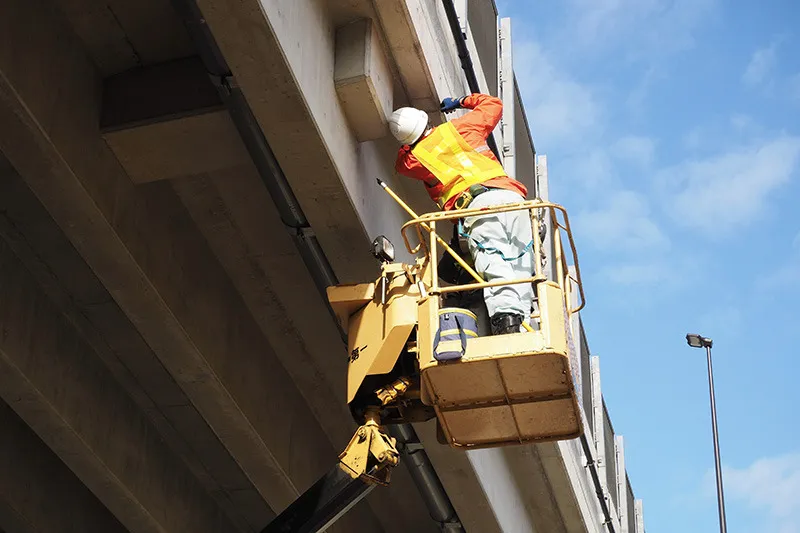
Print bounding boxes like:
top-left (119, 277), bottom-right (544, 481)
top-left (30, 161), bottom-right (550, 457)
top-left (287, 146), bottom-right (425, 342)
top-left (686, 333), bottom-right (712, 349)
top-left (686, 333), bottom-right (728, 533)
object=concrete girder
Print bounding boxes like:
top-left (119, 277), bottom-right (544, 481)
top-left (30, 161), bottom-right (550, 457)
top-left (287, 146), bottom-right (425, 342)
top-left (502, 445), bottom-right (571, 533)
top-left (538, 441), bottom-right (595, 532)
top-left (0, 400), bottom-right (129, 533)
top-left (402, 0), bottom-right (469, 100)
top-left (171, 169), bottom-right (438, 533)
top-left (414, 421), bottom-right (504, 533)
top-left (53, 0), bottom-right (195, 76)
top-left (0, 1), bottom-right (381, 531)
top-left (0, 233), bottom-right (235, 533)
top-left (0, 163), bottom-right (268, 532)
top-left (192, 0), bottom-right (439, 282)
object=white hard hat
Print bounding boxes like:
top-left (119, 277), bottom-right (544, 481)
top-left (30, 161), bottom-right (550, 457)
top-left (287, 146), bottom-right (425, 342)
top-left (389, 107), bottom-right (429, 145)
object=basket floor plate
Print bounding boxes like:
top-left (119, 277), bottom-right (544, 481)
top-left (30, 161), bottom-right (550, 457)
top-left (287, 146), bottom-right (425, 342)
top-left (422, 341), bottom-right (582, 448)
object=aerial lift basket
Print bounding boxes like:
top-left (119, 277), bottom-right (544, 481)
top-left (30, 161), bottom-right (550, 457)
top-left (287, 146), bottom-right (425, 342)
top-left (328, 182), bottom-right (586, 453)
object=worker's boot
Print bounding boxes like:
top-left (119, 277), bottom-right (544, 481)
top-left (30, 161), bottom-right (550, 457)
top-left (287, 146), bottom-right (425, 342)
top-left (490, 313), bottom-right (523, 335)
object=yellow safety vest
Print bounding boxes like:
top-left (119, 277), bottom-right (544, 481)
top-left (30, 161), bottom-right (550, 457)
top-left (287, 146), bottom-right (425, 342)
top-left (412, 122), bottom-right (507, 208)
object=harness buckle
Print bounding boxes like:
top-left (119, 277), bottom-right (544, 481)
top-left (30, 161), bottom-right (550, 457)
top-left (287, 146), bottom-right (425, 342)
top-left (454, 184), bottom-right (491, 210)
top-left (454, 191), bottom-right (474, 210)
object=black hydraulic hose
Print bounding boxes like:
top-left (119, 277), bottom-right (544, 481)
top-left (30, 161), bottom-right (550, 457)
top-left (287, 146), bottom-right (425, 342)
top-left (171, 1), bottom-right (465, 531)
top-left (440, 0), bottom-right (501, 161)
top-left (169, 0), bottom-right (308, 230)
top-left (391, 424), bottom-right (465, 532)
top-left (170, 0), bottom-right (341, 338)
top-left (579, 434), bottom-right (617, 533)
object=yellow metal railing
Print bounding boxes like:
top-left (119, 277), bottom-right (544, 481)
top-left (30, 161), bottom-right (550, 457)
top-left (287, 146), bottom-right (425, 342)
top-left (399, 199), bottom-right (585, 316)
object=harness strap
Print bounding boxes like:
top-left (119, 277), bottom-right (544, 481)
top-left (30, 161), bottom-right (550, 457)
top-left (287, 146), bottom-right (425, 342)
top-left (457, 219), bottom-right (534, 262)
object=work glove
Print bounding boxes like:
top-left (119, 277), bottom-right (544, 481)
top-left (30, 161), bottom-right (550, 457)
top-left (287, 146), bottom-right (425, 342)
top-left (440, 96), bottom-right (465, 114)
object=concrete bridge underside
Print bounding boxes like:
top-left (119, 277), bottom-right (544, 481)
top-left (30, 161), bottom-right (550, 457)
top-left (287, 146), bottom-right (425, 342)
top-left (0, 0), bottom-right (598, 531)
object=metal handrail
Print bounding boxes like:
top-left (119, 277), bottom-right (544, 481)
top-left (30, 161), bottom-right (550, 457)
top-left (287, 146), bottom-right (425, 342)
top-left (400, 200), bottom-right (586, 314)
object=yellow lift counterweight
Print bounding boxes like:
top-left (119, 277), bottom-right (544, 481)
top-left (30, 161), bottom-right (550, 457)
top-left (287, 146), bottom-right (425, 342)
top-left (262, 180), bottom-right (585, 533)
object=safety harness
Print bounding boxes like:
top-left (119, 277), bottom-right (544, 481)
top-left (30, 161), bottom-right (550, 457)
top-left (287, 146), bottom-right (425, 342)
top-left (456, 218), bottom-right (534, 262)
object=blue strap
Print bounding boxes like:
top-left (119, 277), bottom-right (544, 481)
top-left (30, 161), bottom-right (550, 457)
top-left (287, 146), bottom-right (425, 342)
top-left (457, 219), bottom-right (533, 262)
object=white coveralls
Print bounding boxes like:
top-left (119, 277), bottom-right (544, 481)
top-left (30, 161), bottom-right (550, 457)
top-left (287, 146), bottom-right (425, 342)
top-left (462, 189), bottom-right (534, 321)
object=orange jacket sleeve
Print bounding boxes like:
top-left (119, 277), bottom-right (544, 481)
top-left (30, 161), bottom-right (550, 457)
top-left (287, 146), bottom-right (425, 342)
top-left (451, 93), bottom-right (503, 140)
top-left (395, 144), bottom-right (414, 175)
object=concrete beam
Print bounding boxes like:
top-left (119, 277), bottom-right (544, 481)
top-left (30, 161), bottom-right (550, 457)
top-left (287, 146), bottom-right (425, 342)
top-left (538, 441), bottom-right (595, 533)
top-left (55, 0), bottom-right (195, 76)
top-left (334, 18), bottom-right (394, 142)
top-left (193, 0), bottom-right (444, 282)
top-left (100, 57), bottom-right (250, 184)
top-left (403, 0), bottom-right (469, 101)
top-left (0, 400), bottom-right (128, 533)
top-left (0, 161), bottom-right (269, 532)
top-left (502, 445), bottom-right (570, 533)
top-left (0, 234), bottom-right (234, 533)
top-left (371, 0), bottom-right (440, 112)
top-left (100, 56), bottom-right (223, 131)
top-left (414, 420), bottom-right (504, 533)
top-left (467, 449), bottom-right (538, 533)
top-left (171, 168), bottom-right (439, 533)
top-left (104, 110), bottom-right (250, 183)
top-left (0, 1), bottom-right (381, 531)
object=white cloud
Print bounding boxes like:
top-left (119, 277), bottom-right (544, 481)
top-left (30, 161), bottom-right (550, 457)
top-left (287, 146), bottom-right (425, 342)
top-left (723, 452), bottom-right (800, 533)
top-left (681, 114), bottom-right (765, 152)
top-left (760, 260), bottom-right (800, 291)
top-left (758, 234), bottom-right (800, 291)
top-left (513, 42), bottom-right (600, 147)
top-left (682, 126), bottom-right (704, 151)
top-left (660, 136), bottom-right (800, 236)
top-left (560, 148), bottom-right (617, 192)
top-left (613, 136), bottom-right (655, 167)
top-left (566, 0), bottom-right (717, 58)
top-left (790, 73), bottom-right (800, 104)
top-left (594, 252), bottom-right (704, 291)
top-left (730, 113), bottom-right (755, 133)
top-left (697, 305), bottom-right (744, 335)
top-left (743, 42), bottom-right (779, 88)
top-left (601, 260), bottom-right (674, 286)
top-left (574, 190), bottom-right (669, 252)
top-left (626, 66), bottom-right (660, 119)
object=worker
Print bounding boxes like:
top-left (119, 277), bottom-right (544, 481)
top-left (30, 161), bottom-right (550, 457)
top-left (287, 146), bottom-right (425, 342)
top-left (389, 93), bottom-right (534, 335)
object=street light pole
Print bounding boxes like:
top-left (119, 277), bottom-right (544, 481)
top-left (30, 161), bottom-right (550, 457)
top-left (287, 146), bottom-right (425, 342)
top-left (686, 334), bottom-right (728, 533)
top-left (704, 343), bottom-right (728, 533)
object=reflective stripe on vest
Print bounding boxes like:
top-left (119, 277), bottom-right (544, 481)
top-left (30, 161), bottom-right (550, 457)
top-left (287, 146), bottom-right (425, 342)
top-left (411, 122), bottom-right (507, 208)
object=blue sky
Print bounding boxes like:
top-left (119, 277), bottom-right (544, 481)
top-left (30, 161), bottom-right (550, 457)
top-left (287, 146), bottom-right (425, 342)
top-left (496, 1), bottom-right (800, 532)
